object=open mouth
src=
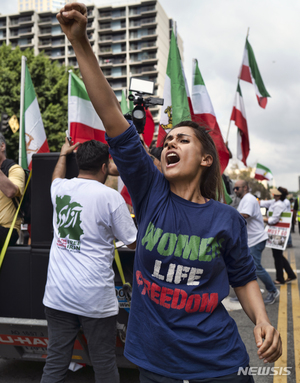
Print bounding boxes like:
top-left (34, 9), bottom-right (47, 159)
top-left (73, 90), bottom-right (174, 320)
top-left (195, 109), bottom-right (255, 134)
top-left (166, 152), bottom-right (180, 166)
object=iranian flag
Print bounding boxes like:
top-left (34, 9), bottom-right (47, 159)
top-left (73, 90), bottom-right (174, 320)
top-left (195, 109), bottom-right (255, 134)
top-left (118, 89), bottom-right (155, 205)
top-left (19, 56), bottom-right (49, 170)
top-left (68, 71), bottom-right (106, 144)
top-left (119, 89), bottom-right (132, 206)
top-left (117, 177), bottom-right (132, 206)
top-left (121, 89), bottom-right (155, 147)
top-left (121, 89), bottom-right (130, 115)
top-left (255, 163), bottom-right (273, 181)
top-left (239, 38), bottom-right (270, 109)
top-left (191, 58), bottom-right (229, 173)
top-left (230, 82), bottom-right (249, 166)
top-left (143, 108), bottom-right (155, 147)
top-left (157, 30), bottom-right (191, 147)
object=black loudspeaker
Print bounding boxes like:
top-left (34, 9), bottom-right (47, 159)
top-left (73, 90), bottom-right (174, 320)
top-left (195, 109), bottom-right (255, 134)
top-left (0, 247), bottom-right (31, 318)
top-left (31, 153), bottom-right (79, 248)
top-left (31, 248), bottom-right (51, 319)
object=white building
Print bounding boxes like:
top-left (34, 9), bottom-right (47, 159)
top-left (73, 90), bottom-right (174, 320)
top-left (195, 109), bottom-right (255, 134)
top-left (1, 0), bottom-right (184, 123)
top-left (18, 0), bottom-right (67, 13)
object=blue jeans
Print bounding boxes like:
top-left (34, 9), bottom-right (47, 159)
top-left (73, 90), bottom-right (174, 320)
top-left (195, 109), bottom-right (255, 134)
top-left (41, 307), bottom-right (119, 383)
top-left (249, 240), bottom-right (276, 294)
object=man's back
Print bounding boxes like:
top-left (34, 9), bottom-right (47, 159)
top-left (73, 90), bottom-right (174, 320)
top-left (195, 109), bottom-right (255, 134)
top-left (43, 177), bottom-right (137, 318)
top-left (238, 192), bottom-right (268, 247)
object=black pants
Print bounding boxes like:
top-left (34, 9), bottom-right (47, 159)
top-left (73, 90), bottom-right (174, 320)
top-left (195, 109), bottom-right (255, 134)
top-left (272, 248), bottom-right (296, 283)
top-left (41, 307), bottom-right (119, 383)
top-left (0, 225), bottom-right (19, 250)
top-left (139, 367), bottom-right (255, 383)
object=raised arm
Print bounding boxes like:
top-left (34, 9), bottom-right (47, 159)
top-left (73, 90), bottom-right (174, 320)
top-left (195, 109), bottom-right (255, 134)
top-left (57, 3), bottom-right (129, 138)
top-left (52, 138), bottom-right (80, 182)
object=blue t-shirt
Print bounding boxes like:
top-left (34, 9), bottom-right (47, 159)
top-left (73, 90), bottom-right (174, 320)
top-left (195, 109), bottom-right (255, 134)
top-left (106, 122), bottom-right (256, 380)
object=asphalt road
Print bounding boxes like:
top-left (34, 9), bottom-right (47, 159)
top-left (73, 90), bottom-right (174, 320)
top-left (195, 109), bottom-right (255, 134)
top-left (1, 233), bottom-right (299, 383)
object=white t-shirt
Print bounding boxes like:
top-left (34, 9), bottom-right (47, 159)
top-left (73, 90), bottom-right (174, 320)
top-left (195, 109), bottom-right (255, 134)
top-left (237, 193), bottom-right (268, 247)
top-left (43, 177), bottom-right (137, 318)
top-left (284, 198), bottom-right (291, 211)
top-left (260, 199), bottom-right (288, 225)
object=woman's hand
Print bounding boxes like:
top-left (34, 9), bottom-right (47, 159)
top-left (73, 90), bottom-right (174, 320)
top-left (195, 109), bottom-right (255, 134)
top-left (234, 280), bottom-right (282, 363)
top-left (254, 321), bottom-right (282, 363)
top-left (56, 3), bottom-right (87, 44)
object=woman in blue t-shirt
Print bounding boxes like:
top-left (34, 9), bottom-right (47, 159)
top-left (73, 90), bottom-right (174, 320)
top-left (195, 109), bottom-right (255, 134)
top-left (56, 4), bottom-right (282, 382)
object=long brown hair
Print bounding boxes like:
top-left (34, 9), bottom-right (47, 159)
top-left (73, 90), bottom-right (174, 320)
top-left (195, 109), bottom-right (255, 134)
top-left (171, 120), bottom-right (223, 201)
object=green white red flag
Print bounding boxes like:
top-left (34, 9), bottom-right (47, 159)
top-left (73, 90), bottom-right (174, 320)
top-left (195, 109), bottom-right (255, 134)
top-left (121, 89), bottom-right (130, 115)
top-left (222, 177), bottom-right (232, 205)
top-left (119, 89), bottom-right (155, 205)
top-left (191, 59), bottom-right (229, 173)
top-left (255, 163), bottom-right (273, 181)
top-left (239, 38), bottom-right (270, 109)
top-left (157, 30), bottom-right (191, 147)
top-left (230, 82), bottom-right (249, 166)
top-left (68, 71), bottom-right (107, 144)
top-left (119, 90), bottom-right (132, 206)
top-left (121, 89), bottom-right (154, 146)
top-left (19, 56), bottom-right (49, 170)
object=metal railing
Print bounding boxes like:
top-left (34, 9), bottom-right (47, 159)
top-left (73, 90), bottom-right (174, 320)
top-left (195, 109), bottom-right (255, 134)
top-left (130, 53), bottom-right (156, 62)
top-left (11, 16), bottom-right (32, 25)
top-left (130, 66), bottom-right (156, 74)
top-left (129, 6), bottom-right (155, 16)
top-left (40, 28), bottom-right (52, 35)
top-left (38, 17), bottom-right (52, 24)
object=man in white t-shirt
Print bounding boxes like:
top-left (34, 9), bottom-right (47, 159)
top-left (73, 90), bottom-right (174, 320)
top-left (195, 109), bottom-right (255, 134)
top-left (234, 180), bottom-right (279, 305)
top-left (41, 138), bottom-right (137, 383)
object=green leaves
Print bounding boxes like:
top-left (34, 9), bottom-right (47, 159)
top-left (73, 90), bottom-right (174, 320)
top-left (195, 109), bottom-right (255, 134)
top-left (0, 43), bottom-right (80, 161)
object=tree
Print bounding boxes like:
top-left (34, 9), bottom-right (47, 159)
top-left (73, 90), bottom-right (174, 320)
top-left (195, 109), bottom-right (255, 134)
top-left (225, 161), bottom-right (271, 199)
top-left (0, 43), bottom-right (80, 161)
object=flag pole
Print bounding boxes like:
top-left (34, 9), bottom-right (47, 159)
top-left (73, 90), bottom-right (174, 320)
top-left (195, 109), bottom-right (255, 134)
top-left (68, 69), bottom-right (73, 135)
top-left (225, 118), bottom-right (231, 145)
top-left (19, 56), bottom-right (26, 166)
top-left (225, 27), bottom-right (249, 146)
top-left (225, 79), bottom-right (239, 144)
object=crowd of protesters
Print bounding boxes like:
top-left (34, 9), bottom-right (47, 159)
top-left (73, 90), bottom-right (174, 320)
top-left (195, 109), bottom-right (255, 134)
top-left (38, 3), bottom-right (284, 383)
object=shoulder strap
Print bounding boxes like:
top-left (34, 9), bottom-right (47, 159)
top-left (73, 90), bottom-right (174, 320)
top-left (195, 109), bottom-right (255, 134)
top-left (1, 159), bottom-right (16, 177)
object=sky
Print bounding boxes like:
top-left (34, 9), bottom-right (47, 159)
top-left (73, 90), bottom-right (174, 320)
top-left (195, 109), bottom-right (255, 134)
top-left (1, 0), bottom-right (300, 192)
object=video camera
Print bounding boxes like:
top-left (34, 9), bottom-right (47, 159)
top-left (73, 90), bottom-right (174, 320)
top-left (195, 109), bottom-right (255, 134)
top-left (127, 78), bottom-right (164, 134)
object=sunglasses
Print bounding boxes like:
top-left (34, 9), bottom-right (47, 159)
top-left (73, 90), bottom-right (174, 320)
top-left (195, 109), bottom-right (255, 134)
top-left (233, 186), bottom-right (243, 191)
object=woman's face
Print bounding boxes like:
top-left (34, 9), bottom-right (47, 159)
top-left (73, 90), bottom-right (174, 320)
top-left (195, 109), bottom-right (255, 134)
top-left (161, 126), bottom-right (212, 183)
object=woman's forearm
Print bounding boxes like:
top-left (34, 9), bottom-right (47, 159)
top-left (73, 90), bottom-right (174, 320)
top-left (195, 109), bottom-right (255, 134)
top-left (234, 280), bottom-right (282, 363)
top-left (260, 200), bottom-right (272, 209)
top-left (234, 280), bottom-right (270, 325)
